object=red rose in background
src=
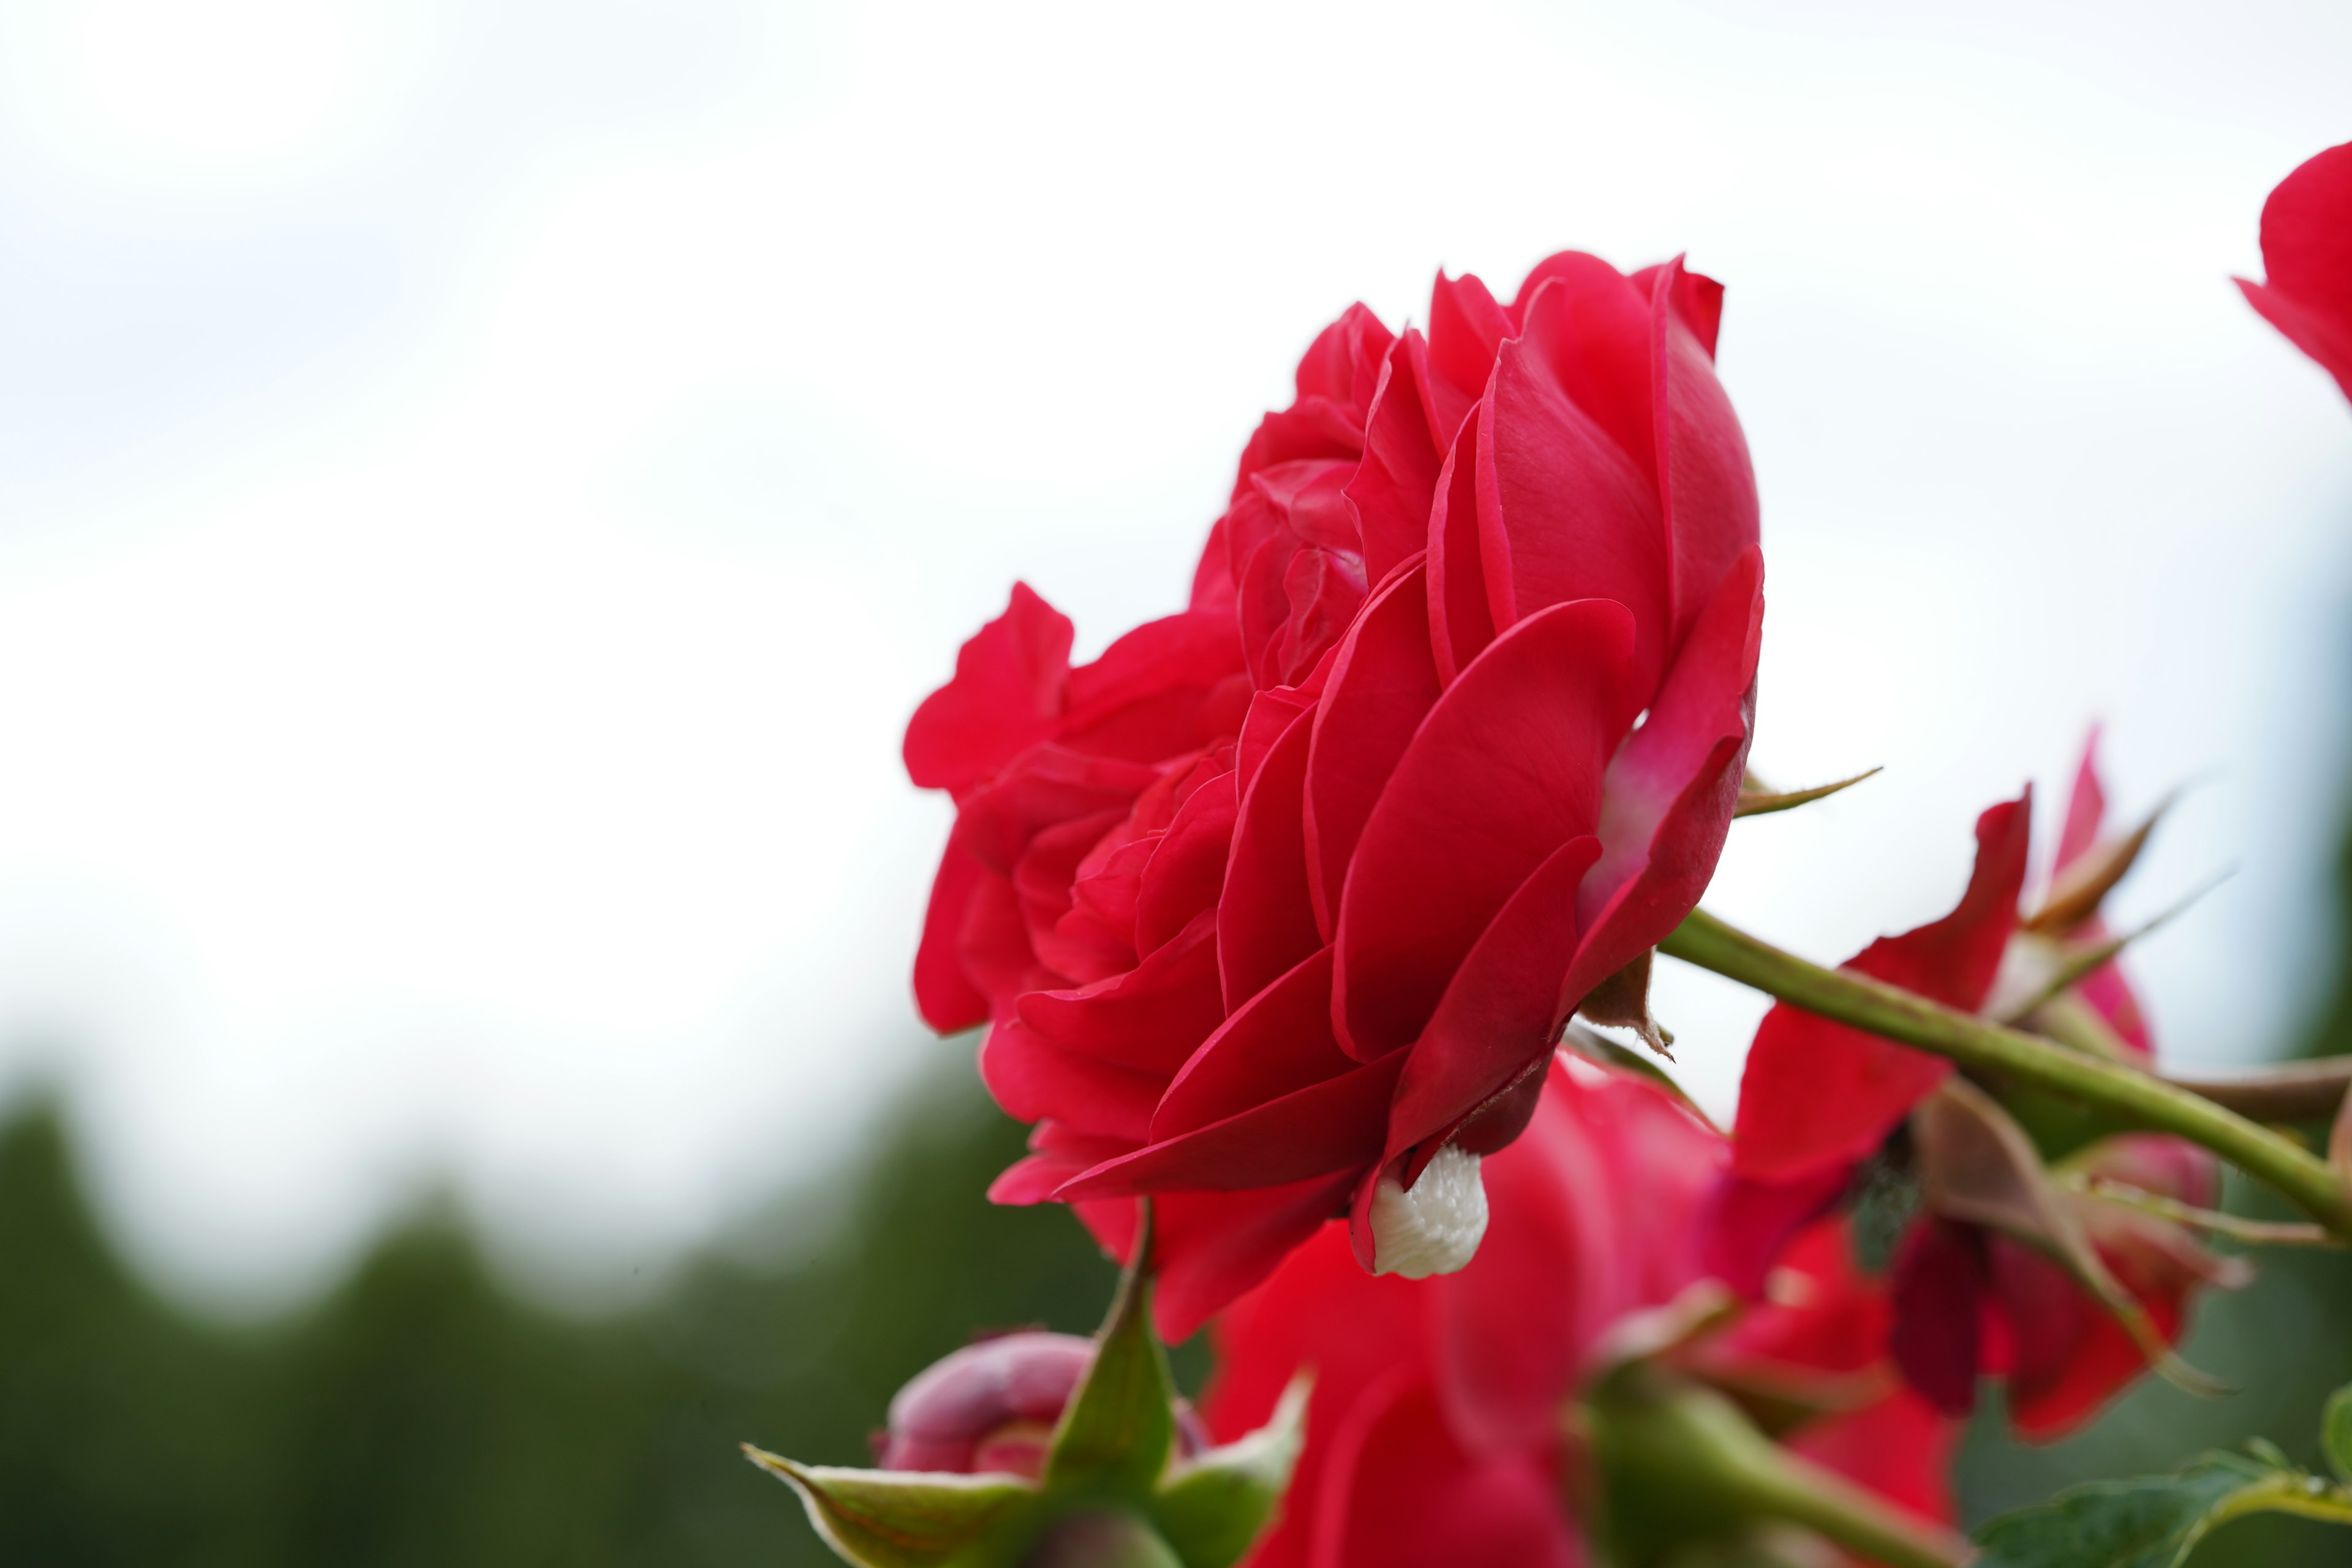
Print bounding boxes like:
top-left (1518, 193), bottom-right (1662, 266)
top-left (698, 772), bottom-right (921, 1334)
top-left (2237, 140), bottom-right (2352, 404)
top-left (1204, 1060), bottom-right (1955, 1568)
top-left (1719, 743), bottom-right (2246, 1438)
top-left (906, 251), bottom-right (1764, 1336)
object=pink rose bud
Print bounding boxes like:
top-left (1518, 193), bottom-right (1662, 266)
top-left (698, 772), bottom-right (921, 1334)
top-left (880, 1332), bottom-right (1206, 1479)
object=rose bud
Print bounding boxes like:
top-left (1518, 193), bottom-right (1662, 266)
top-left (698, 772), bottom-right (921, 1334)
top-left (2236, 139), bottom-right (2352, 404)
top-left (910, 251), bottom-right (1763, 1339)
top-left (880, 1332), bottom-right (1207, 1479)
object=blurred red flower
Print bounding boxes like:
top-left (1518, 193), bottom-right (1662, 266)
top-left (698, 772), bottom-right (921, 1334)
top-left (1204, 1059), bottom-right (1954, 1568)
top-left (2237, 140), bottom-right (2352, 404)
top-left (1720, 744), bottom-right (2245, 1439)
top-left (908, 253), bottom-right (1764, 1337)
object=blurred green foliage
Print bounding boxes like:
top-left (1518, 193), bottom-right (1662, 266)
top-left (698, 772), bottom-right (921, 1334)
top-left (3, 827), bottom-right (2349, 1564)
top-left (0, 1054), bottom-right (1150, 1567)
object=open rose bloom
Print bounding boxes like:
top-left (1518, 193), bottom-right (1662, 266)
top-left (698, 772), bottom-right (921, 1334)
top-left (908, 254), bottom-right (1763, 1336)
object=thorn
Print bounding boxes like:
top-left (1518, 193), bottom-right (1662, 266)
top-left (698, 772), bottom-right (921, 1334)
top-left (1733, 766), bottom-right (1883, 819)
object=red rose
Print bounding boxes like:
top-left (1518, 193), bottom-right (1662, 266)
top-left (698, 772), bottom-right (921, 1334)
top-left (1203, 1060), bottom-right (1954, 1568)
top-left (910, 252), bottom-right (1765, 1336)
top-left (1721, 741), bottom-right (2247, 1438)
top-left (2236, 140), bottom-right (2352, 404)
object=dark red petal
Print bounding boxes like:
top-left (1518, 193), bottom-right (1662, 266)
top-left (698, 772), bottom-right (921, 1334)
top-left (1304, 561), bottom-right (1441, 933)
top-left (1732, 793), bottom-right (2033, 1181)
top-left (1557, 549), bottom-right (1762, 1013)
top-left (1220, 702), bottom-right (1324, 1011)
top-left (904, 582), bottom-right (1073, 797)
top-left (1054, 1050), bottom-right (1404, 1198)
top-left (1477, 281), bottom-right (1670, 695)
top-left (1156, 947), bottom-right (1353, 1139)
top-left (1889, 1217), bottom-right (1989, 1417)
top-left (1381, 835), bottom-right (1600, 1153)
top-left (1335, 599), bottom-right (1637, 1057)
top-left (1986, 1235), bottom-right (2160, 1439)
top-left (1648, 257), bottom-right (1761, 652)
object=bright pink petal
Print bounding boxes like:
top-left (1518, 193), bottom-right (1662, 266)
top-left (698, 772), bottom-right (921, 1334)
top-left (1345, 334), bottom-right (1444, 587)
top-left (1732, 793), bottom-right (2033, 1181)
top-left (1788, 1390), bottom-right (1959, 1529)
top-left (1476, 282), bottom-right (1671, 695)
top-left (913, 845), bottom-right (994, 1032)
top-left (903, 582), bottom-right (1072, 797)
top-left (1427, 269), bottom-right (1513, 407)
top-left (1155, 947), bottom-right (1353, 1139)
top-left (1646, 257), bottom-right (1760, 652)
top-left (1150, 1176), bottom-right (1362, 1344)
top-left (979, 1018), bottom-right (1164, 1144)
top-left (2239, 141), bottom-right (2352, 401)
top-left (1055, 1051), bottom-right (1404, 1197)
top-left (1220, 702), bottom-right (1325, 1011)
top-left (1016, 910), bottom-right (1224, 1079)
top-left (1133, 769), bottom-right (1240, 955)
top-left (1434, 1060), bottom-right (1724, 1455)
top-left (1304, 561), bottom-right (1442, 935)
top-left (1427, 403), bottom-right (1497, 685)
top-left (2054, 726), bottom-right (2108, 873)
top-left (1336, 598), bottom-right (1638, 1056)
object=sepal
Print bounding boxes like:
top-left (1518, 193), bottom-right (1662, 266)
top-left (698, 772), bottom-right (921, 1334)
top-left (747, 1204), bottom-right (1309, 1568)
top-left (1151, 1374), bottom-right (1311, 1568)
top-left (739, 1450), bottom-right (1035, 1568)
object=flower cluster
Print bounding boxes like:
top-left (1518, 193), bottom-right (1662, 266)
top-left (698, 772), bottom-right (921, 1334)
top-left (746, 138), bottom-right (2352, 1568)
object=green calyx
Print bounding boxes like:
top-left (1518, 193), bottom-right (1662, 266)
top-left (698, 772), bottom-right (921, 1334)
top-left (745, 1205), bottom-right (1309, 1568)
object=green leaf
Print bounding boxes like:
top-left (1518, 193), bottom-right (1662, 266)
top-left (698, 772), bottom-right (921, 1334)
top-left (741, 1447), bottom-right (1036, 1568)
top-left (2325, 1384), bottom-right (2352, 1484)
top-left (1151, 1373), bottom-right (1311, 1568)
top-left (1973, 1453), bottom-right (2297, 1568)
top-left (1044, 1202), bottom-right (1175, 1496)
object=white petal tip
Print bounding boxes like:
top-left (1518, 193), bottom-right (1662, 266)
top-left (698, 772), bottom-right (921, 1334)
top-left (1369, 1145), bottom-right (1488, 1280)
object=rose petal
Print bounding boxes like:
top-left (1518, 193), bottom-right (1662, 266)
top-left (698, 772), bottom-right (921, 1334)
top-left (1335, 598), bottom-right (1637, 1057)
top-left (1732, 793), bottom-right (2032, 1181)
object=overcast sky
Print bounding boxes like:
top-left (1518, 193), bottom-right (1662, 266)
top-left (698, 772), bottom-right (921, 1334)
top-left (0, 0), bottom-right (2346, 1308)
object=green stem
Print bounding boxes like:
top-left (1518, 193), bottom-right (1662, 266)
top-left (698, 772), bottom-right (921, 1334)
top-left (1584, 1366), bottom-right (1971, 1568)
top-left (1656, 908), bottom-right (2352, 1238)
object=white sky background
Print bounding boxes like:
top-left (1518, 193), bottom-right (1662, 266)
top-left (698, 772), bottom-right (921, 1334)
top-left (0, 0), bottom-right (2346, 1308)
